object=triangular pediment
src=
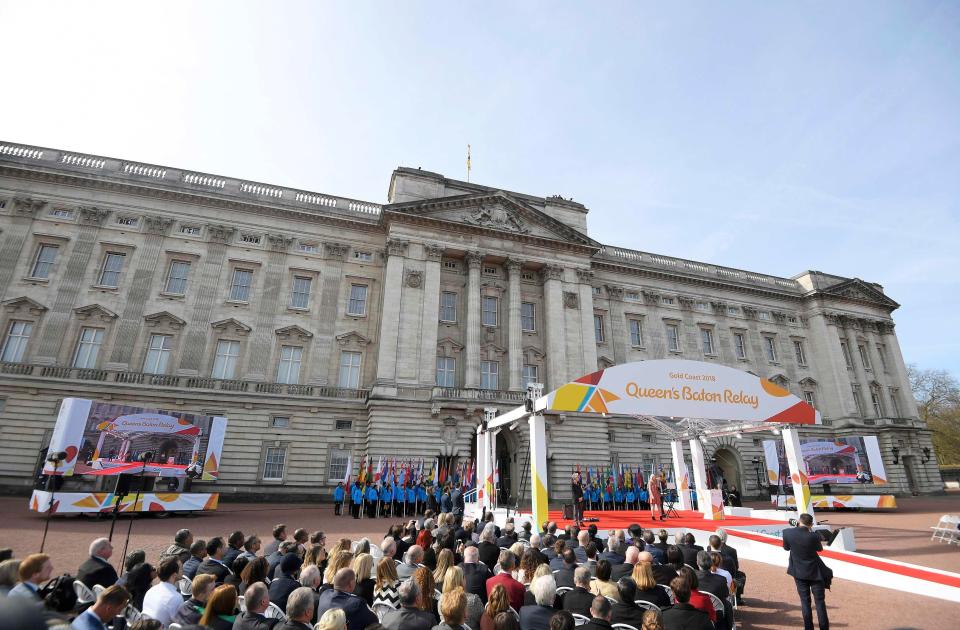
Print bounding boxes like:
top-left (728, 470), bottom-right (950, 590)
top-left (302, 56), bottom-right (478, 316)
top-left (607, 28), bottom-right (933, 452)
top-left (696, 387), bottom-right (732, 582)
top-left (336, 331), bottom-right (371, 347)
top-left (523, 345), bottom-right (546, 361)
top-left (211, 318), bottom-right (252, 333)
top-left (73, 304), bottom-right (118, 320)
top-left (821, 278), bottom-right (899, 309)
top-left (385, 191), bottom-right (598, 247)
top-left (144, 311), bottom-right (186, 328)
top-left (437, 337), bottom-right (464, 355)
top-left (2, 296), bottom-right (47, 314)
top-left (275, 325), bottom-right (313, 340)
top-left (480, 343), bottom-right (507, 361)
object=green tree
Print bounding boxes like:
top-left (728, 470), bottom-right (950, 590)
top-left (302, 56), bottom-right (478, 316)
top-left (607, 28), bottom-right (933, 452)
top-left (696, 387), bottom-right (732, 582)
top-left (908, 365), bottom-right (960, 465)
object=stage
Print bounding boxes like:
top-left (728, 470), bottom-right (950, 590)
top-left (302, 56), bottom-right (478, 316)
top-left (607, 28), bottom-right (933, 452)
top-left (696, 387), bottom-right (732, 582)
top-left (545, 507), bottom-right (787, 533)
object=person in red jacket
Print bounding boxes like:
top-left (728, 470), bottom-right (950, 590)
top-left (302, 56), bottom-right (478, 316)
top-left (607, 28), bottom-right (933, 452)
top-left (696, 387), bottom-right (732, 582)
top-left (484, 551), bottom-right (524, 611)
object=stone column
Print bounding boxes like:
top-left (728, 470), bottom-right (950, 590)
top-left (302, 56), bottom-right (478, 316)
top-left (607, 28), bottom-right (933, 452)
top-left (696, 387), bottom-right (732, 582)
top-left (418, 245), bottom-right (444, 387)
top-left (35, 206), bottom-right (111, 363)
top-left (464, 251), bottom-right (482, 389)
top-left (374, 239), bottom-right (408, 384)
top-left (576, 269), bottom-right (598, 377)
top-left (844, 317), bottom-right (872, 415)
top-left (506, 258), bottom-right (524, 391)
top-left (809, 312), bottom-right (856, 418)
top-left (177, 225), bottom-right (234, 374)
top-left (879, 322), bottom-right (919, 418)
top-left (245, 234), bottom-right (294, 380)
top-left (0, 197), bottom-right (44, 297)
top-left (308, 242), bottom-right (347, 385)
top-left (541, 265), bottom-right (566, 391)
top-left (605, 284), bottom-right (627, 365)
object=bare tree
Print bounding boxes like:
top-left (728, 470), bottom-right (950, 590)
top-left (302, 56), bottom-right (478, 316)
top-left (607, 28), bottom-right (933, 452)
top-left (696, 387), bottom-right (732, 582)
top-left (908, 364), bottom-right (960, 465)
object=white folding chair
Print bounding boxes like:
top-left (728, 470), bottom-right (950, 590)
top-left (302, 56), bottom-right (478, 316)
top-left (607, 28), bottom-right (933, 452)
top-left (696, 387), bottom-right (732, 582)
top-left (572, 613), bottom-right (591, 626)
top-left (435, 588), bottom-right (443, 600)
top-left (237, 595), bottom-right (246, 612)
top-left (705, 591), bottom-right (732, 629)
top-left (634, 600), bottom-right (661, 612)
top-left (612, 624), bottom-right (640, 630)
top-left (556, 586), bottom-right (573, 597)
top-left (658, 584), bottom-right (676, 604)
top-left (92, 584), bottom-right (105, 598)
top-left (73, 580), bottom-right (96, 604)
top-left (177, 575), bottom-right (193, 596)
top-left (372, 602), bottom-right (396, 621)
top-left (169, 625), bottom-right (183, 630)
top-left (264, 601), bottom-right (287, 621)
top-left (509, 607), bottom-right (520, 620)
top-left (605, 596), bottom-right (618, 605)
top-left (124, 604), bottom-right (142, 625)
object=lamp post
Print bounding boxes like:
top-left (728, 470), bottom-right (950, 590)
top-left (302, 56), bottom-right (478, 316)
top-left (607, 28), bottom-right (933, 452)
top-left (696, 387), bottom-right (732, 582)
top-left (751, 456), bottom-right (764, 496)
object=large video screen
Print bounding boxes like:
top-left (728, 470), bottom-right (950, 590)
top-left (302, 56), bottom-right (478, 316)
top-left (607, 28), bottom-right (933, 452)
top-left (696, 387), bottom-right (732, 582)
top-left (763, 435), bottom-right (887, 486)
top-left (43, 398), bottom-right (227, 480)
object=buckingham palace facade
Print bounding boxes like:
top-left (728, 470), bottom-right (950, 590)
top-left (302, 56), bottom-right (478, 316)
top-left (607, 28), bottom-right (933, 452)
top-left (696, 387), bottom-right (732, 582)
top-left (0, 141), bottom-right (943, 501)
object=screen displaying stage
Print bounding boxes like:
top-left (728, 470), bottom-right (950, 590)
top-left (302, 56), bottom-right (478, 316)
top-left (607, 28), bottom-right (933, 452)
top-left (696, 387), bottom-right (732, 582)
top-left (43, 398), bottom-right (227, 480)
top-left (763, 435), bottom-right (887, 486)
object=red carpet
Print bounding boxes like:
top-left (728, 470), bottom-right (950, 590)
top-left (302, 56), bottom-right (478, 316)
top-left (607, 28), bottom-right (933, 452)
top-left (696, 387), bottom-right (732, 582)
top-left (547, 508), bottom-right (786, 531)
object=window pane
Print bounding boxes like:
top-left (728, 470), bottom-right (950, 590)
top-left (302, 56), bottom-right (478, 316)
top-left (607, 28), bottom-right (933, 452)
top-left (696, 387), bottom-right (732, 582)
top-left (480, 361), bottom-right (498, 390)
top-left (339, 351), bottom-right (361, 388)
top-left (840, 342), bottom-right (852, 367)
top-left (329, 448), bottom-right (350, 482)
top-left (794, 341), bottom-right (806, 365)
top-left (348, 285), bottom-right (367, 316)
top-left (230, 269), bottom-right (253, 301)
top-left (277, 345), bottom-right (303, 384)
top-left (765, 337), bottom-right (777, 361)
top-left (440, 292), bottom-right (457, 322)
top-left (290, 276), bottom-right (312, 309)
top-left (701, 329), bottom-right (714, 354)
top-left (667, 325), bottom-right (680, 352)
top-left (1, 321), bottom-right (33, 362)
top-left (73, 327), bottom-right (104, 368)
top-left (482, 297), bottom-right (498, 327)
top-left (521, 302), bottom-right (535, 331)
top-left (522, 364), bottom-right (538, 388)
top-left (436, 357), bottom-right (455, 387)
top-left (263, 446), bottom-right (286, 480)
top-left (165, 261), bottom-right (190, 294)
top-left (31, 244), bottom-right (58, 279)
top-left (734, 333), bottom-right (746, 359)
top-left (803, 391), bottom-right (816, 408)
top-left (858, 345), bottom-right (871, 368)
top-left (98, 253), bottom-right (125, 287)
top-left (212, 340), bottom-right (240, 379)
top-left (889, 389), bottom-right (901, 417)
top-left (144, 334), bottom-right (172, 374)
top-left (630, 320), bottom-right (642, 346)
top-left (594, 315), bottom-right (604, 343)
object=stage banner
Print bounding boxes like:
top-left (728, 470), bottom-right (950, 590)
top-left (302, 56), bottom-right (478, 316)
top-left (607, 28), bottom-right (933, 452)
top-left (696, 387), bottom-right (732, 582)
top-left (30, 490), bottom-right (219, 514)
top-left (43, 398), bottom-right (228, 478)
top-left (763, 435), bottom-right (887, 486)
top-left (543, 359), bottom-right (818, 424)
top-left (775, 494), bottom-right (897, 510)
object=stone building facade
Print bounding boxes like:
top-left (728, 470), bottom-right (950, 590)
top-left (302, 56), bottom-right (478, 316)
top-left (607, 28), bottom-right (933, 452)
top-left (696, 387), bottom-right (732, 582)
top-left (0, 141), bottom-right (943, 502)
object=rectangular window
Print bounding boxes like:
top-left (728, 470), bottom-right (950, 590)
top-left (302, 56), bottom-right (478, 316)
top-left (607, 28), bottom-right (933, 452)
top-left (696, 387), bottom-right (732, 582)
top-left (483, 266), bottom-right (498, 276)
top-left (30, 244), bottom-right (58, 279)
top-left (290, 276), bottom-right (312, 309)
top-left (143, 334), bottom-right (172, 374)
top-left (803, 391), bottom-right (816, 408)
top-left (353, 251), bottom-right (373, 262)
top-left (482, 296), bottom-right (498, 327)
top-left (240, 233), bottom-right (261, 245)
top-left (72, 327), bottom-right (104, 369)
top-left (1, 321), bottom-right (32, 362)
top-left (758, 311), bottom-right (771, 321)
top-left (263, 446), bottom-right (286, 481)
top-left (212, 340), bottom-right (240, 379)
top-left (297, 242), bottom-right (318, 253)
top-left (662, 297), bottom-right (675, 305)
top-left (522, 364), bottom-right (539, 389)
top-left (877, 344), bottom-right (888, 371)
top-left (443, 260), bottom-right (459, 270)
top-left (666, 324), bottom-right (680, 352)
top-left (594, 314), bottom-right (605, 343)
top-left (521, 302), bottom-right (536, 332)
top-left (230, 269), bottom-right (253, 302)
top-left (439, 292), bottom-right (457, 323)
top-left (271, 416), bottom-right (290, 429)
top-left (117, 216), bottom-right (138, 227)
top-left (870, 388), bottom-right (884, 417)
top-left (592, 286), bottom-right (602, 296)
top-left (49, 208), bottom-right (74, 219)
top-left (329, 448), bottom-right (350, 482)
top-left (179, 225), bottom-right (201, 236)
top-left (727, 306), bottom-right (740, 316)
top-left (335, 419), bottom-right (353, 430)
top-left (164, 260), bottom-right (190, 295)
top-left (347, 284), bottom-right (367, 316)
top-left (888, 388), bottom-right (901, 417)
top-left (480, 361), bottom-right (499, 390)
top-left (858, 344), bottom-right (871, 369)
top-left (436, 357), bottom-right (456, 387)
top-left (733, 332), bottom-right (747, 360)
top-left (840, 341), bottom-right (853, 367)
top-left (794, 340), bottom-right (807, 366)
top-left (701, 328), bottom-right (715, 355)
top-left (852, 385), bottom-right (864, 416)
top-left (629, 319), bottom-right (643, 346)
top-left (338, 351), bottom-right (361, 388)
top-left (695, 301), bottom-right (710, 312)
top-left (625, 291), bottom-right (641, 302)
top-left (276, 345), bottom-right (303, 384)
top-left (98, 252), bottom-right (125, 287)
top-left (764, 336), bottom-right (778, 362)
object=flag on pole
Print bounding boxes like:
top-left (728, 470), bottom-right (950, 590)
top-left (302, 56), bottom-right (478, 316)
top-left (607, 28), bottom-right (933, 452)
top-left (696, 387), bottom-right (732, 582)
top-left (342, 454), bottom-right (352, 486)
top-left (374, 456), bottom-right (383, 483)
top-left (358, 454), bottom-right (367, 484)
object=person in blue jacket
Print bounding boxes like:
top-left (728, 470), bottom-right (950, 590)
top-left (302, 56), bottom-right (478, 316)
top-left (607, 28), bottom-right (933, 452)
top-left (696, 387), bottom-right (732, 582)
top-left (614, 486), bottom-right (624, 511)
top-left (380, 483), bottom-right (393, 518)
top-left (416, 483), bottom-right (428, 514)
top-left (639, 487), bottom-right (650, 511)
top-left (333, 481), bottom-right (345, 516)
top-left (406, 484), bottom-right (416, 515)
top-left (589, 484), bottom-right (600, 511)
top-left (625, 486), bottom-right (636, 511)
top-left (393, 483), bottom-right (404, 517)
top-left (365, 483), bottom-right (378, 518)
top-left (350, 481), bottom-right (363, 519)
top-left (602, 484), bottom-right (612, 510)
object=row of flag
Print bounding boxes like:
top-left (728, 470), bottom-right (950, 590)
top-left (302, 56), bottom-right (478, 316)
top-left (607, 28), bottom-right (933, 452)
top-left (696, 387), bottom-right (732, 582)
top-left (573, 461), bottom-right (724, 491)
top-left (344, 454), bottom-right (477, 489)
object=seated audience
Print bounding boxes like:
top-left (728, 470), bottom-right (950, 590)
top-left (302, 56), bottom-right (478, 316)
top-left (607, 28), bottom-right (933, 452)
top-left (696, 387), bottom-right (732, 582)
top-left (548, 610), bottom-right (575, 630)
top-left (631, 553), bottom-right (671, 609)
top-left (461, 545), bottom-right (493, 604)
top-left (581, 595), bottom-right (614, 630)
top-left (661, 577), bottom-right (712, 630)
top-left (520, 574), bottom-right (558, 630)
top-left (656, 546), bottom-right (682, 585)
top-left (8, 553), bottom-right (52, 600)
top-left (316, 608), bottom-right (347, 630)
top-left (610, 578), bottom-right (647, 627)
top-left (268, 541), bottom-right (299, 579)
top-left (678, 533), bottom-right (703, 568)
top-left (323, 551), bottom-right (354, 587)
top-left (554, 549), bottom-right (578, 588)
top-left (373, 556), bottom-right (401, 608)
top-left (675, 567), bottom-right (716, 623)
top-left (70, 585), bottom-right (130, 630)
top-left (223, 530), bottom-right (245, 568)
top-left (182, 539), bottom-right (207, 580)
top-left (478, 524), bottom-right (502, 569)
top-left (443, 565), bottom-right (483, 630)
top-left (264, 524), bottom-right (287, 557)
top-left (561, 567), bottom-right (594, 618)
top-left (199, 583), bottom-right (238, 630)
top-left (123, 562), bottom-right (155, 610)
top-left (233, 581), bottom-right (279, 630)
top-left (588, 559), bottom-right (620, 602)
top-left (351, 553), bottom-right (375, 606)
top-left (240, 534), bottom-right (262, 561)
top-left (0, 559), bottom-right (20, 595)
top-left (172, 573), bottom-right (216, 626)
top-left (497, 522), bottom-right (519, 548)
top-left (141, 557), bottom-right (182, 626)
top-left (413, 565), bottom-right (440, 618)
top-left (611, 545), bottom-right (639, 581)
top-left (314, 568), bottom-right (378, 630)
top-left (381, 579), bottom-right (437, 630)
top-left (275, 586), bottom-right (315, 630)
top-left (694, 551), bottom-right (728, 601)
top-left (642, 531), bottom-right (666, 564)
top-left (486, 551), bottom-right (525, 611)
top-left (77, 538), bottom-right (118, 589)
top-left (479, 584), bottom-right (512, 630)
top-left (240, 556), bottom-right (270, 593)
top-left (298, 564), bottom-right (322, 623)
top-left (159, 529), bottom-right (193, 565)
top-left (436, 588), bottom-right (469, 630)
top-left (269, 553), bottom-right (303, 612)
top-left (398, 545), bottom-right (425, 580)
top-left (197, 537), bottom-right (233, 584)
top-left (641, 609), bottom-right (663, 630)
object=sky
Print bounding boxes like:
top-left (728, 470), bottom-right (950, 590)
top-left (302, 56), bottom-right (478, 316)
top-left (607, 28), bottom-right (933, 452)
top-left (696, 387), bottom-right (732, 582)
top-left (1, 1), bottom-right (958, 375)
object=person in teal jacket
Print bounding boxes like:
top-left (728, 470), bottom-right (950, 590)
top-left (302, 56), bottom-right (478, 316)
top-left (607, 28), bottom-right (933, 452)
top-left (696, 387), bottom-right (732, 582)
top-left (416, 484), bottom-right (428, 514)
top-left (333, 481), bottom-right (345, 515)
top-left (602, 485), bottom-right (612, 510)
top-left (380, 483), bottom-right (393, 518)
top-left (365, 483), bottom-right (378, 518)
top-left (350, 482), bottom-right (363, 518)
top-left (625, 487), bottom-right (636, 510)
top-left (406, 484), bottom-right (416, 514)
top-left (614, 487), bottom-right (624, 510)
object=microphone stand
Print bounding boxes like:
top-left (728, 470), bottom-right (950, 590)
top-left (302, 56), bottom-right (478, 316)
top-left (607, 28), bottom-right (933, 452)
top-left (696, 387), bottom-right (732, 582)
top-left (39, 457), bottom-right (62, 553)
top-left (120, 453), bottom-right (152, 565)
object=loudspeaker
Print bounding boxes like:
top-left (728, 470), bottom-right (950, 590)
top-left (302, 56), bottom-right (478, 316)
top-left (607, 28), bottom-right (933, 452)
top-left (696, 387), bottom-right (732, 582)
top-left (562, 504), bottom-right (573, 519)
top-left (113, 475), bottom-right (134, 497)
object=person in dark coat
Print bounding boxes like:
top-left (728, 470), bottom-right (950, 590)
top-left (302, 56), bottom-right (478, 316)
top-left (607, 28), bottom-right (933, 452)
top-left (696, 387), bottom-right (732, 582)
top-left (678, 533), bottom-right (703, 568)
top-left (273, 586), bottom-right (315, 630)
top-left (580, 595), bottom-right (615, 630)
top-left (562, 568), bottom-right (594, 618)
top-left (609, 578), bottom-right (647, 628)
top-left (222, 530), bottom-right (245, 569)
top-left (196, 537), bottom-right (233, 584)
top-left (77, 538), bottom-right (118, 589)
top-left (520, 574), bottom-right (558, 629)
top-left (477, 525), bottom-right (501, 570)
top-left (381, 579), bottom-right (436, 630)
top-left (181, 539), bottom-right (207, 580)
top-left (783, 513), bottom-right (831, 630)
top-left (661, 577), bottom-right (713, 630)
top-left (268, 553), bottom-right (303, 612)
top-left (232, 582), bottom-right (279, 630)
top-left (314, 568), bottom-right (378, 630)
top-left (553, 549), bottom-right (578, 589)
top-left (460, 546), bottom-right (493, 604)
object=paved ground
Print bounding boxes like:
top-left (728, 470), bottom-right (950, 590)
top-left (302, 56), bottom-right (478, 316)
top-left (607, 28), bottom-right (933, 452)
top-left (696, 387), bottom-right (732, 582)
top-left (3, 494), bottom-right (959, 629)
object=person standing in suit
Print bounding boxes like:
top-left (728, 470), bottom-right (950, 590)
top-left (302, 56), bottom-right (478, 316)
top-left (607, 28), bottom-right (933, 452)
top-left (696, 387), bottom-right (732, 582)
top-left (77, 538), bottom-right (118, 589)
top-left (782, 513), bottom-right (830, 630)
top-left (571, 472), bottom-right (585, 526)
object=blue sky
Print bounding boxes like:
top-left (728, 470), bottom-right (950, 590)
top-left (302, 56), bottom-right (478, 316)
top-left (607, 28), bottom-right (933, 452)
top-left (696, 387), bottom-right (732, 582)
top-left (1, 1), bottom-right (957, 375)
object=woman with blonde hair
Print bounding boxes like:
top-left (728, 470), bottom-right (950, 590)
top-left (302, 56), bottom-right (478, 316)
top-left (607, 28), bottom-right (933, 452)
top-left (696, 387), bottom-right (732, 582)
top-left (434, 588), bottom-right (468, 630)
top-left (442, 566), bottom-right (483, 629)
top-left (316, 607), bottom-right (347, 630)
top-left (412, 565), bottom-right (439, 618)
top-left (631, 562), bottom-right (671, 608)
top-left (323, 550), bottom-right (354, 585)
top-left (304, 543), bottom-right (327, 570)
top-left (373, 556), bottom-right (401, 608)
top-left (589, 559), bottom-right (620, 602)
top-left (198, 584), bottom-right (237, 630)
top-left (329, 538), bottom-right (352, 557)
top-left (433, 548), bottom-right (454, 586)
top-left (0, 559), bottom-right (20, 595)
top-left (352, 553), bottom-right (375, 606)
top-left (641, 608), bottom-right (664, 630)
top-left (480, 584), bottom-right (512, 630)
